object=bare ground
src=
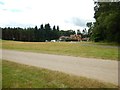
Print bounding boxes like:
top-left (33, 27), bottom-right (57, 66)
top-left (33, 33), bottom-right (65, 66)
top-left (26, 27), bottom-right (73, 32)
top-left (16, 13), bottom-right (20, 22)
top-left (1, 49), bottom-right (119, 85)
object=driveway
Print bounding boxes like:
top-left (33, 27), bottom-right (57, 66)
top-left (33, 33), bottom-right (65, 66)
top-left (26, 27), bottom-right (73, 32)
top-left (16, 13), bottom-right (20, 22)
top-left (1, 49), bottom-right (119, 85)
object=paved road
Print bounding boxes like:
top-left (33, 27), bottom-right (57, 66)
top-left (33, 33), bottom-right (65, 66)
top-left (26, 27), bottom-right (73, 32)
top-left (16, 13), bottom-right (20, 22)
top-left (1, 49), bottom-right (119, 85)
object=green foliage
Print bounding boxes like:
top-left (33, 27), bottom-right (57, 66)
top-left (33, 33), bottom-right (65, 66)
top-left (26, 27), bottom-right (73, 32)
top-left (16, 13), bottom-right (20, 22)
top-left (2, 24), bottom-right (75, 42)
top-left (59, 30), bottom-right (76, 36)
top-left (90, 2), bottom-right (120, 43)
top-left (86, 22), bottom-right (92, 28)
top-left (77, 29), bottom-right (81, 35)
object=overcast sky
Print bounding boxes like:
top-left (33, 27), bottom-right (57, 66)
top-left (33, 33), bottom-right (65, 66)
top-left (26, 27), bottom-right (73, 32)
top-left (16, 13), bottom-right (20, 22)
top-left (0, 0), bottom-right (95, 31)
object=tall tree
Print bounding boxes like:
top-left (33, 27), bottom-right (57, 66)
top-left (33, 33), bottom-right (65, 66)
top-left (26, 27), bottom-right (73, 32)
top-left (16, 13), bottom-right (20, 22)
top-left (40, 24), bottom-right (44, 30)
top-left (77, 29), bottom-right (81, 35)
top-left (86, 22), bottom-right (93, 37)
top-left (57, 26), bottom-right (59, 31)
top-left (91, 2), bottom-right (120, 42)
top-left (53, 25), bottom-right (56, 31)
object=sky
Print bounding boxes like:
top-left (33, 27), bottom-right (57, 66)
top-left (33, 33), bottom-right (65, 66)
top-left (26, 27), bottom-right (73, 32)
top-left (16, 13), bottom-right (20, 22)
top-left (0, 0), bottom-right (95, 31)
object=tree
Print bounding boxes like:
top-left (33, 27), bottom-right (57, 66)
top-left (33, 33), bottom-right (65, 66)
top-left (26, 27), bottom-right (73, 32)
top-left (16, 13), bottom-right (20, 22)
top-left (53, 25), bottom-right (56, 31)
top-left (40, 24), bottom-right (44, 30)
top-left (57, 26), bottom-right (59, 31)
top-left (2, 23), bottom-right (77, 42)
top-left (77, 29), bottom-right (81, 35)
top-left (91, 2), bottom-right (120, 42)
top-left (86, 22), bottom-right (93, 38)
top-left (86, 22), bottom-right (92, 28)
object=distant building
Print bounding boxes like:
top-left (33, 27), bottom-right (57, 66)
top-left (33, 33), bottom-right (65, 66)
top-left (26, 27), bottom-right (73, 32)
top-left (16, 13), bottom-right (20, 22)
top-left (59, 34), bottom-right (82, 42)
top-left (70, 34), bottom-right (82, 41)
top-left (81, 38), bottom-right (89, 41)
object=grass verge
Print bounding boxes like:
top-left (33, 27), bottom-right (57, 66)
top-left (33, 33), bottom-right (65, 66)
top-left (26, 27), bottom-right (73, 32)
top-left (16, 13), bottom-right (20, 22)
top-left (2, 40), bottom-right (118, 60)
top-left (0, 59), bottom-right (2, 89)
top-left (2, 60), bottom-right (117, 88)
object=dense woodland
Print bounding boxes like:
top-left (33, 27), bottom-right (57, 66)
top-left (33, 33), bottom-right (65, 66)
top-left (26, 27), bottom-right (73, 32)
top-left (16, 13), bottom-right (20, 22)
top-left (1, 24), bottom-right (76, 42)
top-left (87, 2), bottom-right (120, 43)
top-left (1, 2), bottom-right (120, 43)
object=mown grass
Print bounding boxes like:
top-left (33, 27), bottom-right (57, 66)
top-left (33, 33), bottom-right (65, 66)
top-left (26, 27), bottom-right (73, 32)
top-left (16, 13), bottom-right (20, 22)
top-left (2, 60), bottom-right (117, 88)
top-left (0, 59), bottom-right (2, 89)
top-left (2, 40), bottom-right (118, 60)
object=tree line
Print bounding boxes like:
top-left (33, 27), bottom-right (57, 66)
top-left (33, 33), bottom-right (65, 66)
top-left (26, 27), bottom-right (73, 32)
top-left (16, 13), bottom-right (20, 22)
top-left (2, 23), bottom-right (76, 42)
top-left (87, 2), bottom-right (120, 43)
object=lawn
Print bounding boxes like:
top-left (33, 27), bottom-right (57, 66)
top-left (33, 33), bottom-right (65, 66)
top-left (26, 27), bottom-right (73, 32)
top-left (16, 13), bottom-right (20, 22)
top-left (0, 59), bottom-right (2, 89)
top-left (2, 60), bottom-right (117, 88)
top-left (2, 40), bottom-right (118, 60)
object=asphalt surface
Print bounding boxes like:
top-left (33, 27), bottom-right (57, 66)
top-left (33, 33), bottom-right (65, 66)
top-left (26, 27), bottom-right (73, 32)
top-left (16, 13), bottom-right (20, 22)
top-left (1, 49), bottom-right (119, 85)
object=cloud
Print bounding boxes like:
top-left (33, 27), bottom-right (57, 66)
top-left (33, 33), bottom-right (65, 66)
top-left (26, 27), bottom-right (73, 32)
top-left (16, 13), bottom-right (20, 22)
top-left (71, 17), bottom-right (86, 27)
top-left (1, 8), bottom-right (22, 12)
top-left (0, 0), bottom-right (30, 13)
top-left (10, 9), bottom-right (22, 12)
top-left (0, 1), bottom-right (4, 5)
top-left (4, 22), bottom-right (35, 28)
top-left (65, 17), bottom-right (86, 27)
top-left (0, 0), bottom-right (95, 30)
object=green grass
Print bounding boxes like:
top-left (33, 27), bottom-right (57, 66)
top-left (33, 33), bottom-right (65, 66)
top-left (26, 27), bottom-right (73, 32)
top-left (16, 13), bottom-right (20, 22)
top-left (2, 40), bottom-right (118, 60)
top-left (2, 60), bottom-right (117, 88)
top-left (0, 59), bottom-right (2, 89)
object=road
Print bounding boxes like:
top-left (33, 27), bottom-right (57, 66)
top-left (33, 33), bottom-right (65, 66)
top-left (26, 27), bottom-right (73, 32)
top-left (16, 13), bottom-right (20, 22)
top-left (1, 49), bottom-right (119, 85)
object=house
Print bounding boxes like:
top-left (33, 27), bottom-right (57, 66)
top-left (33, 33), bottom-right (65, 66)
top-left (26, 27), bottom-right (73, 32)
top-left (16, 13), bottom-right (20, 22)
top-left (81, 38), bottom-right (89, 41)
top-left (59, 34), bottom-right (82, 42)
top-left (70, 34), bottom-right (82, 41)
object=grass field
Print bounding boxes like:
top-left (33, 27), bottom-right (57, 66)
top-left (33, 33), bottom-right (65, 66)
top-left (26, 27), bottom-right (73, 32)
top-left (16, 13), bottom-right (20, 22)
top-left (0, 59), bottom-right (2, 89)
top-left (2, 60), bottom-right (117, 88)
top-left (2, 40), bottom-right (118, 60)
